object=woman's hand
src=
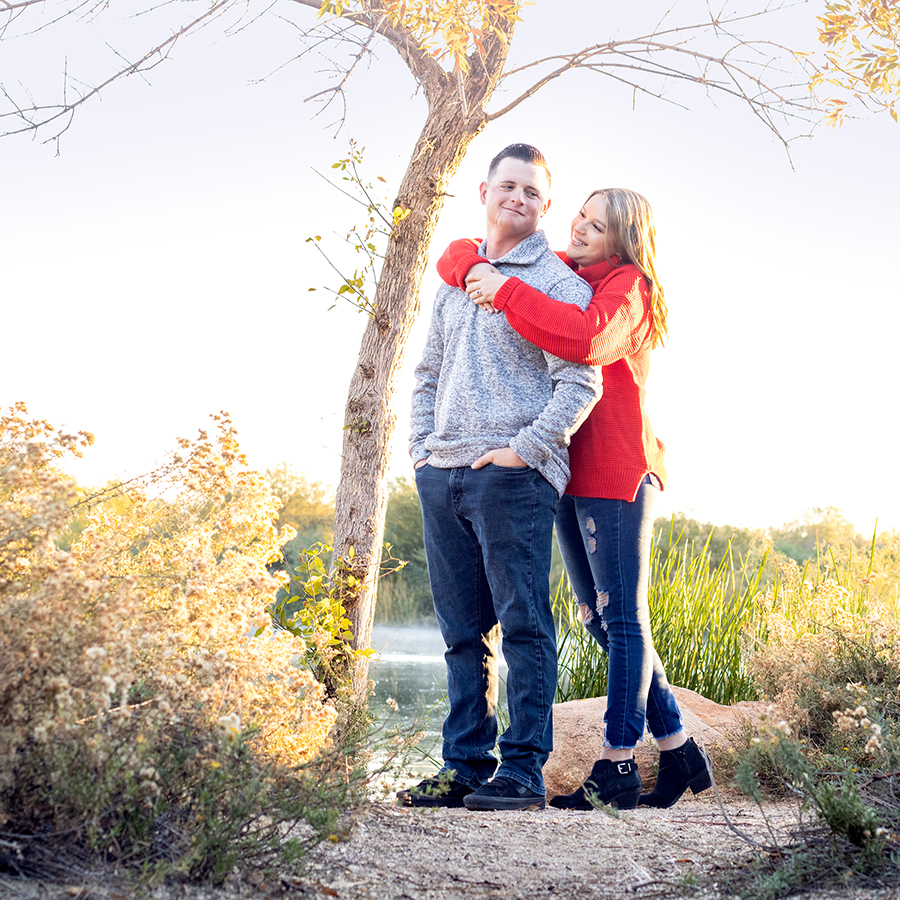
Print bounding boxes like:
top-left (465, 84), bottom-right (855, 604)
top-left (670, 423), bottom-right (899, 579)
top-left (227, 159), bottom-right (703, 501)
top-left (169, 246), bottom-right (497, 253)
top-left (471, 448), bottom-right (527, 469)
top-left (465, 264), bottom-right (509, 314)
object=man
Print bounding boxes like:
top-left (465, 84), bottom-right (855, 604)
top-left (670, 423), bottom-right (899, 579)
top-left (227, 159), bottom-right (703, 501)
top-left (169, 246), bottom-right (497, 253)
top-left (400, 144), bottom-right (599, 811)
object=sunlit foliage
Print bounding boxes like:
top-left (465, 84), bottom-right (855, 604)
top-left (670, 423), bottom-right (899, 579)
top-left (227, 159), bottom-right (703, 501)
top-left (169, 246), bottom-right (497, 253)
top-left (317, 0), bottom-right (521, 73)
top-left (736, 553), bottom-right (900, 893)
top-left (0, 404), bottom-right (353, 880)
top-left (814, 0), bottom-right (900, 124)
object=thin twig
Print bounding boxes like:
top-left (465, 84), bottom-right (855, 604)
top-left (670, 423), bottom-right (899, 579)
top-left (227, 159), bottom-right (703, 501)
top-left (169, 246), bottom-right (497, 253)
top-left (706, 741), bottom-right (782, 853)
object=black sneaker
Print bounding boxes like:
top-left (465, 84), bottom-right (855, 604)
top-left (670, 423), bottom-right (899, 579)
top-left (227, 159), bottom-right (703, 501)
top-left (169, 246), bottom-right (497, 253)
top-left (396, 774), bottom-right (474, 808)
top-left (463, 775), bottom-right (546, 811)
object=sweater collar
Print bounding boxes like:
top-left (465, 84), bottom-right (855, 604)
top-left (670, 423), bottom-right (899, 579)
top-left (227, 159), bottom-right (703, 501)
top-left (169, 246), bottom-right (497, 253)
top-left (562, 254), bottom-right (622, 280)
top-left (479, 230), bottom-right (550, 266)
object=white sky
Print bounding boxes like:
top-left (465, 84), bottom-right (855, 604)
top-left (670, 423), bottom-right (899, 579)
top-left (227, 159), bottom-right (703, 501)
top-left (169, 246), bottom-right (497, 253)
top-left (2, 0), bottom-right (898, 534)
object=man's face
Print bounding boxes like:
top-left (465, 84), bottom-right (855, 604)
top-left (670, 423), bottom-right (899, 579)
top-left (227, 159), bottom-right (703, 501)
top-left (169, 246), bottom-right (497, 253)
top-left (480, 158), bottom-right (551, 245)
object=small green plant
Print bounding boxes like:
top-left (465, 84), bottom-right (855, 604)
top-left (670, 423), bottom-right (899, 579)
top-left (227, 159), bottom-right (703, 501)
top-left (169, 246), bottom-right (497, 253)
top-left (170, 730), bottom-right (358, 884)
top-left (270, 540), bottom-right (411, 696)
top-left (305, 140), bottom-right (408, 317)
top-left (737, 716), bottom-right (885, 851)
top-left (270, 542), bottom-right (375, 697)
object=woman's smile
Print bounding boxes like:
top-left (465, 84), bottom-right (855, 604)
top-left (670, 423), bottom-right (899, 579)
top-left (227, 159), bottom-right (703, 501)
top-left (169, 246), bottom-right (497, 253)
top-left (566, 194), bottom-right (610, 269)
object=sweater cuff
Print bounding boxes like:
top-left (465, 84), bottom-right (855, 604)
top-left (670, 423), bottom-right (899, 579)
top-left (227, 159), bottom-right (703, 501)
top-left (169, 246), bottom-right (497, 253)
top-left (454, 251), bottom-right (488, 289)
top-left (492, 277), bottom-right (522, 312)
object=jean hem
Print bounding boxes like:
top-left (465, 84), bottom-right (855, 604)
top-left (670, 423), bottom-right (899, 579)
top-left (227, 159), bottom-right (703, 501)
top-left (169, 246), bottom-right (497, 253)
top-left (495, 767), bottom-right (545, 796)
top-left (441, 767), bottom-right (487, 791)
top-left (602, 741), bottom-right (643, 751)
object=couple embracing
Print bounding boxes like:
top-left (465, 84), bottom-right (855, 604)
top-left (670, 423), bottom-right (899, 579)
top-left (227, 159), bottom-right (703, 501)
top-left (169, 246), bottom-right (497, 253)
top-left (400, 143), bottom-right (710, 812)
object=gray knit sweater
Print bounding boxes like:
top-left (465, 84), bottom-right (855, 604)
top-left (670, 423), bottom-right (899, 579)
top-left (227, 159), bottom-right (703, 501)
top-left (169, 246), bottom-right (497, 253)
top-left (410, 230), bottom-right (600, 497)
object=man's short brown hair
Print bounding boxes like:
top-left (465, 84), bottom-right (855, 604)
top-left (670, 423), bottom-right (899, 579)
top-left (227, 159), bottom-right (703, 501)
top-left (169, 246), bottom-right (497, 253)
top-left (487, 144), bottom-right (551, 186)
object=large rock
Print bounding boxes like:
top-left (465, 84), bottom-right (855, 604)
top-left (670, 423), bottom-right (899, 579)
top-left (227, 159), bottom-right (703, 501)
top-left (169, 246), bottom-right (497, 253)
top-left (543, 686), bottom-right (767, 799)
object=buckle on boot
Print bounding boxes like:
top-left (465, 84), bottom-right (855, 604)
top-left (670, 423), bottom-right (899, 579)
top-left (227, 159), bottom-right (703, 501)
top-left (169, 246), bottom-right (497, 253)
top-left (617, 762), bottom-right (632, 776)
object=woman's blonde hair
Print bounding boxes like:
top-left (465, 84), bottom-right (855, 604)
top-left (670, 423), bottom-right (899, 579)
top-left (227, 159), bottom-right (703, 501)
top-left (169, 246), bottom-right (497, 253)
top-left (589, 188), bottom-right (668, 349)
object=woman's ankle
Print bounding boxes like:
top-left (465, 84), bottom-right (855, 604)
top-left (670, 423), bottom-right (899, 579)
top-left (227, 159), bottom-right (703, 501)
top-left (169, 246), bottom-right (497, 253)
top-left (656, 732), bottom-right (688, 753)
top-left (600, 747), bottom-right (635, 763)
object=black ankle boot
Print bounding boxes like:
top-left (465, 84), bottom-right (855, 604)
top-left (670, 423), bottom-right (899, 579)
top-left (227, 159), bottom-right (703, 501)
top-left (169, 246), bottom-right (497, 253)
top-left (549, 759), bottom-right (642, 810)
top-left (639, 738), bottom-right (711, 809)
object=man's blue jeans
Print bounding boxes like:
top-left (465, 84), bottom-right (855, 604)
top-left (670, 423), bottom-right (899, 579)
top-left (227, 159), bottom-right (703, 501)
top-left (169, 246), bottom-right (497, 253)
top-left (554, 478), bottom-right (684, 750)
top-left (415, 462), bottom-right (559, 795)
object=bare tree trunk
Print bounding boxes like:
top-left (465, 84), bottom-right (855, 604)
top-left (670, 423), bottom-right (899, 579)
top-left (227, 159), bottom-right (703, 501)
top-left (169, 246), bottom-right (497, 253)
top-left (332, 42), bottom-right (513, 702)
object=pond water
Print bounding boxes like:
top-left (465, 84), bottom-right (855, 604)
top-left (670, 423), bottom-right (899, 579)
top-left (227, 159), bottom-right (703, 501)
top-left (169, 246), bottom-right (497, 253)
top-left (368, 624), bottom-right (508, 778)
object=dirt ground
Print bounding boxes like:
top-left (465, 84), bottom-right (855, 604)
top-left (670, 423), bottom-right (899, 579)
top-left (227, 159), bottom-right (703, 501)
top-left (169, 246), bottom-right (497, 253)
top-left (1, 794), bottom-right (897, 900)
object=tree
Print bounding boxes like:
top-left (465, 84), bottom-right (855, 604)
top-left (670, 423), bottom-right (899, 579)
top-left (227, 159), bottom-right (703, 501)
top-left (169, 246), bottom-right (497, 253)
top-left (653, 513), bottom-right (765, 573)
top-left (813, 0), bottom-right (900, 124)
top-left (265, 464), bottom-right (336, 574)
top-left (1, 0), bottom-right (815, 699)
top-left (768, 506), bottom-right (861, 563)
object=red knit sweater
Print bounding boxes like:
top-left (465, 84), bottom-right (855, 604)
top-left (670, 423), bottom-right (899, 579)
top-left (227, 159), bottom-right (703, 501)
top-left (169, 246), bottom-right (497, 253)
top-left (436, 239), bottom-right (666, 501)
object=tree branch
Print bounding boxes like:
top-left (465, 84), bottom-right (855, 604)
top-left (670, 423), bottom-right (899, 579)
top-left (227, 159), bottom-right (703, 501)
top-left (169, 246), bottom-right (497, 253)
top-left (302, 17), bottom-right (386, 112)
top-left (1, 0), bottom-right (100, 42)
top-left (1, 0), bottom-right (58, 10)
top-left (0, 0), bottom-right (455, 143)
top-left (489, 6), bottom-right (814, 149)
top-left (286, 0), bottom-right (449, 101)
top-left (1, 0), bottom-right (811, 155)
top-left (0, 0), bottom-right (234, 144)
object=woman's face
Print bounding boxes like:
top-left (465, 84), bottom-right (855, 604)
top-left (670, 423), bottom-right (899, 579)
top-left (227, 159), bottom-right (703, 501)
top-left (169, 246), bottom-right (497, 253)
top-left (567, 194), bottom-right (611, 269)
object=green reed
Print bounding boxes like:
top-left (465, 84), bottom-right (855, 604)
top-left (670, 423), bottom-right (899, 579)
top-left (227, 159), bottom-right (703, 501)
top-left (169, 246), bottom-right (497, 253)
top-left (554, 522), bottom-right (769, 706)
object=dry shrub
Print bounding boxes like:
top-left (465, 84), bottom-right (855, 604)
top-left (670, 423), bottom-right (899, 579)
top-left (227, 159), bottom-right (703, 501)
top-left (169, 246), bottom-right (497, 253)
top-left (750, 558), bottom-right (900, 747)
top-left (736, 556), bottom-right (900, 891)
top-left (0, 403), bottom-right (354, 882)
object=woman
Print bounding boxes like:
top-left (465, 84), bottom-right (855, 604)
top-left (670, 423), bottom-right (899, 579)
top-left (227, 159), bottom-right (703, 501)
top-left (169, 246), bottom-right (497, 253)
top-left (436, 188), bottom-right (711, 810)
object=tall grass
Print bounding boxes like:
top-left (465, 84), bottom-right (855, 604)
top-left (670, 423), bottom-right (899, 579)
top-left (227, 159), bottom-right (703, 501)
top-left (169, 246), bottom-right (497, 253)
top-left (377, 575), bottom-right (437, 624)
top-left (555, 522), bottom-right (770, 705)
top-left (760, 525), bottom-right (897, 636)
top-left (648, 522), bottom-right (769, 703)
